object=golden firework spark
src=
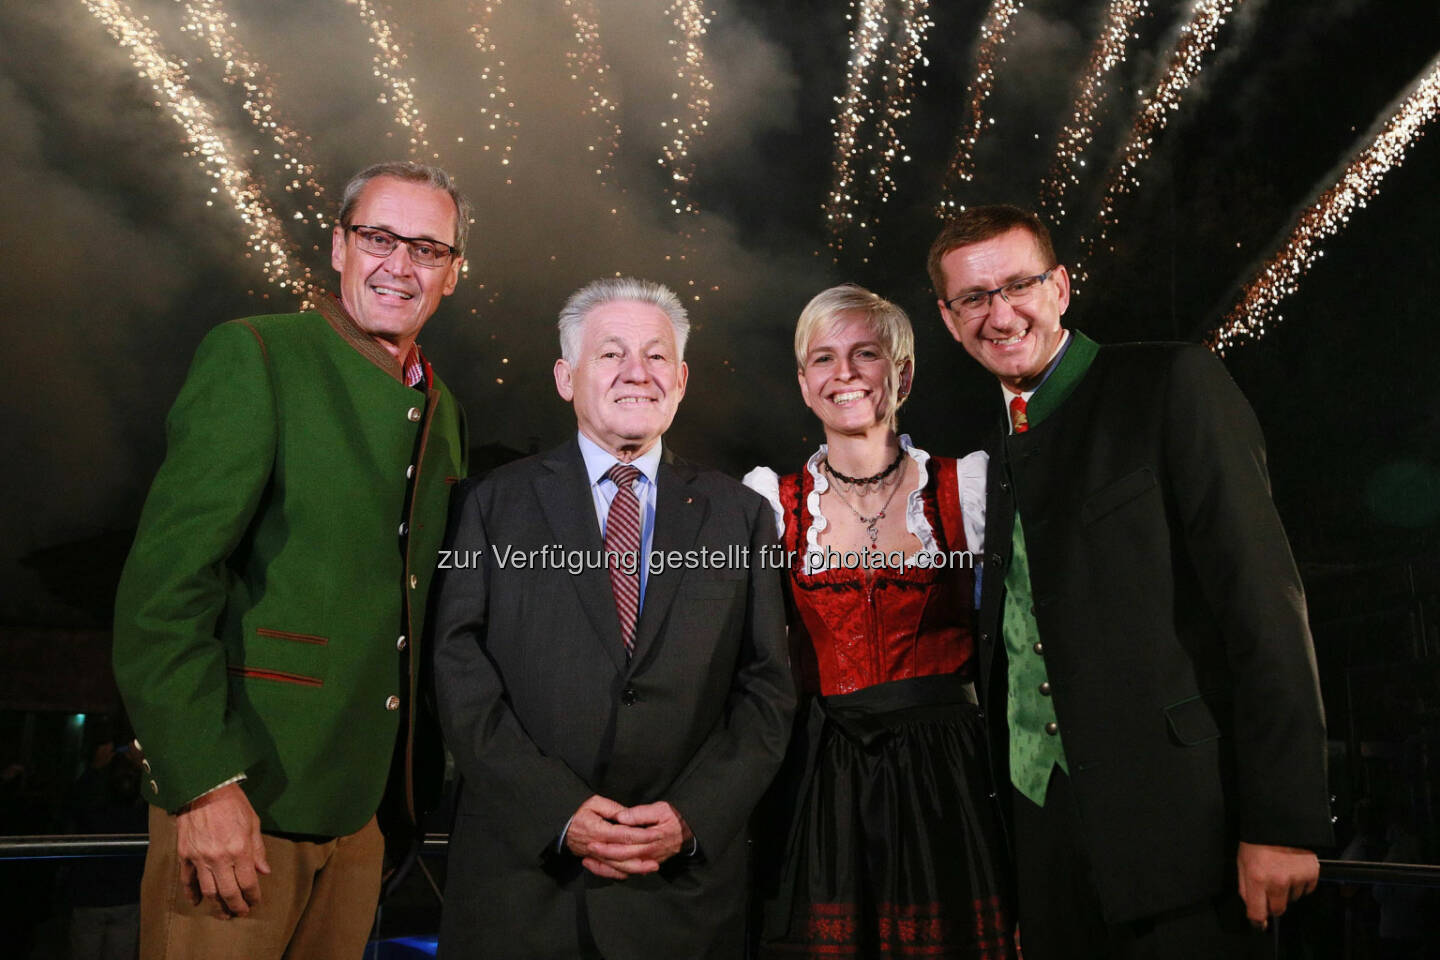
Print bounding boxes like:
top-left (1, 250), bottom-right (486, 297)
top-left (178, 0), bottom-right (329, 233)
top-left (1076, 0), bottom-right (1240, 282)
top-left (467, 0), bottom-right (518, 173)
top-left (1038, 0), bottom-right (1151, 226)
top-left (562, 0), bottom-right (623, 189)
top-left (1210, 53), bottom-right (1440, 353)
top-left (938, 0), bottom-right (1022, 214)
top-left (82, 0), bottom-right (317, 304)
top-left (659, 0), bottom-right (714, 220)
top-left (345, 0), bottom-right (433, 159)
top-left (826, 0), bottom-right (935, 257)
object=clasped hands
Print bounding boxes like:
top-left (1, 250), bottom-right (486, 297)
top-left (565, 794), bottom-right (693, 880)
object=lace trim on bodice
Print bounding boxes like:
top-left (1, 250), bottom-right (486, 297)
top-left (801, 434), bottom-right (937, 571)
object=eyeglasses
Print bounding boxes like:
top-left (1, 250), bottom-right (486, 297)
top-left (345, 224), bottom-right (458, 268)
top-left (943, 269), bottom-right (1055, 319)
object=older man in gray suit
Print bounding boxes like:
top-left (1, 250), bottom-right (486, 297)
top-left (431, 277), bottom-right (795, 959)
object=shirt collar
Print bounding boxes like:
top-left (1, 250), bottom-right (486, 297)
top-left (1001, 329), bottom-right (1071, 407)
top-left (318, 294), bottom-right (424, 385)
top-left (1002, 329), bottom-right (1101, 432)
top-left (401, 343), bottom-right (429, 389)
top-left (577, 431), bottom-right (662, 487)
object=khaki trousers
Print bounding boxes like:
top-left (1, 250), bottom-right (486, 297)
top-left (139, 805), bottom-right (384, 960)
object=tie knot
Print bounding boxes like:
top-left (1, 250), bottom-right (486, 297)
top-left (607, 463), bottom-right (642, 488)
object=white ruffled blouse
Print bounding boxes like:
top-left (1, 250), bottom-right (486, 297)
top-left (742, 435), bottom-right (987, 572)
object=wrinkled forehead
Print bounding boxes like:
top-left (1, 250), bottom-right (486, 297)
top-left (581, 300), bottom-right (678, 349)
top-left (350, 177), bottom-right (459, 244)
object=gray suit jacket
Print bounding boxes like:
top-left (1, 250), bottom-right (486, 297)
top-left (432, 438), bottom-right (795, 959)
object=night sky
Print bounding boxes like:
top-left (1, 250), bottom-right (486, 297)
top-left (1, 0), bottom-right (1437, 625)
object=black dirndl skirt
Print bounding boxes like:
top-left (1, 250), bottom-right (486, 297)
top-left (756, 673), bottom-right (1016, 959)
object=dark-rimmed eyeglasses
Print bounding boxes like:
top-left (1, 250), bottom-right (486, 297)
top-left (345, 224), bottom-right (458, 268)
top-left (943, 269), bottom-right (1055, 319)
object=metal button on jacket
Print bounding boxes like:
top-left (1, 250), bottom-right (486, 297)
top-left (385, 695), bottom-right (401, 711)
top-left (1038, 681), bottom-right (1052, 696)
top-left (396, 635), bottom-right (408, 652)
top-left (398, 522), bottom-right (409, 536)
top-left (406, 407), bottom-right (421, 422)
top-left (1032, 641), bottom-right (1044, 655)
top-left (1044, 721), bottom-right (1059, 736)
top-left (409, 574), bottom-right (418, 589)
top-left (406, 464), bottom-right (416, 479)
top-left (621, 687), bottom-right (638, 706)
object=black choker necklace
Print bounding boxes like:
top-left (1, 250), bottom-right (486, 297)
top-left (823, 447), bottom-right (904, 488)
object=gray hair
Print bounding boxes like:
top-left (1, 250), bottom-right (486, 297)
top-left (337, 161), bottom-right (472, 255)
top-left (558, 278), bottom-right (691, 365)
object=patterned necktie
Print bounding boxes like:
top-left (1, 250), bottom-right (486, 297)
top-left (1009, 394), bottom-right (1030, 434)
top-left (604, 463), bottom-right (642, 658)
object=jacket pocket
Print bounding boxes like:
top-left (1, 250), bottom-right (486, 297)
top-left (1081, 468), bottom-right (1156, 525)
top-left (240, 626), bottom-right (331, 684)
top-left (254, 627), bottom-right (328, 645)
top-left (226, 665), bottom-right (323, 687)
top-left (1164, 690), bottom-right (1228, 746)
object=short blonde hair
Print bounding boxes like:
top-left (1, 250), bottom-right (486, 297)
top-left (794, 284), bottom-right (914, 429)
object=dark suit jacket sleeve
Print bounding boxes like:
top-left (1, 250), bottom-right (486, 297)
top-left (659, 493), bottom-right (794, 853)
top-left (112, 321), bottom-right (273, 810)
top-left (1162, 346), bottom-right (1331, 849)
top-left (431, 479), bottom-right (596, 843)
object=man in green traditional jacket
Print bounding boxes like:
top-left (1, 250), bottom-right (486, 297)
top-left (114, 161), bottom-right (470, 959)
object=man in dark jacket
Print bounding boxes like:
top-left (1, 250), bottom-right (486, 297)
top-left (928, 205), bottom-right (1332, 958)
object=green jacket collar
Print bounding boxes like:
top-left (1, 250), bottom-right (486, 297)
top-left (318, 294), bottom-right (407, 383)
top-left (1027, 330), bottom-right (1099, 428)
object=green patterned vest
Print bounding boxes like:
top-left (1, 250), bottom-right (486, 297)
top-left (1003, 331), bottom-right (1099, 805)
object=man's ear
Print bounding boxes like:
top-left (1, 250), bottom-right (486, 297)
top-left (553, 358), bottom-right (574, 402)
top-left (1052, 264), bottom-right (1072, 315)
top-left (331, 225), bottom-right (347, 273)
top-left (441, 257), bottom-right (463, 296)
top-left (674, 360), bottom-right (689, 401)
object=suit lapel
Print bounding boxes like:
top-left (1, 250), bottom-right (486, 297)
top-left (534, 439), bottom-right (627, 673)
top-left (629, 455), bottom-right (706, 670)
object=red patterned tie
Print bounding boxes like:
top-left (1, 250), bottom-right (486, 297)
top-left (1009, 394), bottom-right (1030, 434)
top-left (604, 463), bottom-right (642, 658)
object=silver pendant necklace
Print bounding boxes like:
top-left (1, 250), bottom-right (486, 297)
top-left (826, 460), bottom-right (905, 545)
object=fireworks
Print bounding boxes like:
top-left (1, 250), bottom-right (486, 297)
top-left (1037, 0), bottom-right (1150, 226)
top-left (1076, 0), bottom-right (1241, 282)
top-left (345, 0), bottom-right (432, 159)
top-left (1210, 53), bottom-right (1440, 353)
top-left (938, 0), bottom-right (1022, 213)
top-left (178, 0), bottom-right (329, 232)
top-left (562, 0), bottom-right (623, 188)
top-left (467, 0), bottom-right (518, 172)
top-left (826, 0), bottom-right (935, 256)
top-left (659, 0), bottom-right (714, 219)
top-left (81, 0), bottom-right (316, 304)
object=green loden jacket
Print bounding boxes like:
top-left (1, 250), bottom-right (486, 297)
top-left (114, 297), bottom-right (467, 838)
